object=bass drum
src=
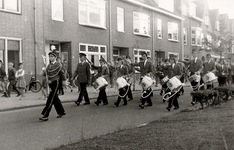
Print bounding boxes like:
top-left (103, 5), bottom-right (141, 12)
top-left (116, 77), bottom-right (129, 89)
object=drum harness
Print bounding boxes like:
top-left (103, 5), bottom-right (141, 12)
top-left (118, 85), bottom-right (130, 98)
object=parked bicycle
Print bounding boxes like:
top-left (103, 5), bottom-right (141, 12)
top-left (25, 72), bottom-right (42, 93)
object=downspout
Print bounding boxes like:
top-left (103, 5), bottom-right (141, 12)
top-left (108, 0), bottom-right (112, 62)
top-left (33, 0), bottom-right (37, 79)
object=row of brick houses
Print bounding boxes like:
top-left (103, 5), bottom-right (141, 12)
top-left (0, 0), bottom-right (234, 79)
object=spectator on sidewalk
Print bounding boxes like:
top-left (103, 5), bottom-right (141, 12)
top-left (39, 67), bottom-right (48, 100)
top-left (15, 63), bottom-right (26, 100)
top-left (0, 60), bottom-right (8, 97)
top-left (7, 62), bottom-right (20, 97)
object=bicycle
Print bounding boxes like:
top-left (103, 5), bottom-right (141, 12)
top-left (25, 73), bottom-right (42, 93)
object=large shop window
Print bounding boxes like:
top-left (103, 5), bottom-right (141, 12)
top-left (0, 0), bottom-right (21, 13)
top-left (191, 27), bottom-right (202, 46)
top-left (117, 7), bottom-right (124, 32)
top-left (79, 43), bottom-right (106, 66)
top-left (51, 0), bottom-right (63, 21)
top-left (133, 49), bottom-right (151, 63)
top-left (0, 38), bottom-right (22, 72)
top-left (133, 12), bottom-right (150, 36)
top-left (78, 0), bottom-right (106, 28)
top-left (168, 22), bottom-right (178, 41)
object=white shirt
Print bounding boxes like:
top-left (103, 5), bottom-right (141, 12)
top-left (144, 60), bottom-right (147, 67)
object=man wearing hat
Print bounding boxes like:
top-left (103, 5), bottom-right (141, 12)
top-left (91, 57), bottom-right (109, 106)
top-left (39, 50), bottom-right (66, 121)
top-left (73, 53), bottom-right (90, 106)
top-left (201, 54), bottom-right (216, 89)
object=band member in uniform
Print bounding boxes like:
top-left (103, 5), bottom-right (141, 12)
top-left (73, 53), bottom-right (90, 106)
top-left (125, 56), bottom-right (134, 101)
top-left (187, 50), bottom-right (203, 106)
top-left (91, 58), bottom-right (109, 106)
top-left (131, 51), bottom-right (153, 109)
top-left (201, 54), bottom-right (216, 89)
top-left (216, 58), bottom-right (228, 86)
top-left (114, 57), bottom-right (129, 107)
top-left (39, 50), bottom-right (66, 121)
top-left (166, 56), bottom-right (182, 111)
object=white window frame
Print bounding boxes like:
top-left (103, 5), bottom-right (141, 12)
top-left (168, 52), bottom-right (179, 59)
top-left (78, 0), bottom-right (106, 29)
top-left (184, 28), bottom-right (187, 45)
top-left (133, 12), bottom-right (150, 37)
top-left (204, 15), bottom-right (209, 25)
top-left (0, 0), bottom-right (21, 14)
top-left (79, 43), bottom-right (106, 65)
top-left (167, 22), bottom-right (179, 42)
top-left (157, 19), bottom-right (162, 39)
top-left (0, 37), bottom-right (22, 74)
top-left (133, 48), bottom-right (151, 63)
top-left (158, 0), bottom-right (174, 12)
top-left (216, 21), bottom-right (220, 31)
top-left (117, 7), bottom-right (124, 32)
top-left (190, 2), bottom-right (196, 17)
top-left (191, 27), bottom-right (202, 46)
top-left (51, 0), bottom-right (64, 22)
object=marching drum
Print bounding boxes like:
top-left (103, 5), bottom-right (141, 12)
top-left (167, 76), bottom-right (182, 92)
top-left (116, 77), bottom-right (129, 89)
top-left (93, 77), bottom-right (108, 90)
top-left (202, 72), bottom-right (217, 83)
top-left (188, 74), bottom-right (201, 83)
top-left (161, 76), bottom-right (169, 85)
top-left (141, 76), bottom-right (154, 90)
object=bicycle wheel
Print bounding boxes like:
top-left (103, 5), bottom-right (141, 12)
top-left (30, 81), bottom-right (42, 93)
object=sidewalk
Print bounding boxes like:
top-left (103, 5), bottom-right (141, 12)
top-left (0, 82), bottom-right (190, 112)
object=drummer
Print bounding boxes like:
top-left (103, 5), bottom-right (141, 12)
top-left (166, 56), bottom-right (182, 111)
top-left (125, 56), bottom-right (134, 101)
top-left (91, 58), bottom-right (110, 106)
top-left (114, 57), bottom-right (129, 107)
top-left (187, 50), bottom-right (203, 105)
top-left (131, 51), bottom-right (153, 109)
top-left (201, 54), bottom-right (216, 89)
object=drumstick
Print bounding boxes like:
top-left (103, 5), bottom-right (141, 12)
top-left (85, 58), bottom-right (92, 64)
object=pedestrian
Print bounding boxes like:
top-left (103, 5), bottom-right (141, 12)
top-left (114, 57), bottom-right (129, 107)
top-left (73, 53), bottom-right (90, 106)
top-left (125, 56), bottom-right (134, 101)
top-left (216, 58), bottom-right (228, 87)
top-left (15, 63), bottom-right (26, 100)
top-left (91, 58), bottom-right (109, 106)
top-left (0, 60), bottom-right (8, 97)
top-left (39, 50), bottom-right (66, 121)
top-left (39, 67), bottom-right (48, 100)
top-left (7, 62), bottom-right (20, 97)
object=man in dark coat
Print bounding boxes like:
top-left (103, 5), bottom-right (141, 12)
top-left (0, 60), bottom-right (7, 97)
top-left (73, 53), bottom-right (90, 106)
top-left (7, 62), bottom-right (20, 97)
top-left (216, 58), bottom-right (228, 87)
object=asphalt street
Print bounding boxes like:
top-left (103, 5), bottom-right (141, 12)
top-left (0, 87), bottom-right (194, 150)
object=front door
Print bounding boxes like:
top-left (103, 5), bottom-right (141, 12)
top-left (61, 42), bottom-right (71, 77)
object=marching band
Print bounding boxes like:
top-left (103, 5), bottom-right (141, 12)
top-left (37, 49), bottom-right (234, 121)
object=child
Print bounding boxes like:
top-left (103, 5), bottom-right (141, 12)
top-left (40, 67), bottom-right (48, 100)
top-left (15, 63), bottom-right (26, 100)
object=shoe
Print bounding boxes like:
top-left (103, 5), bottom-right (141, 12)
top-left (39, 117), bottom-right (48, 121)
top-left (123, 103), bottom-right (127, 106)
top-left (103, 103), bottom-right (108, 105)
top-left (163, 100), bottom-right (165, 103)
top-left (174, 107), bottom-right (179, 110)
top-left (128, 98), bottom-right (133, 101)
top-left (74, 101), bottom-right (80, 106)
top-left (114, 102), bottom-right (119, 107)
top-left (166, 107), bottom-right (170, 111)
top-left (145, 104), bottom-right (152, 107)
top-left (16, 94), bottom-right (20, 97)
top-left (84, 102), bottom-right (90, 105)
top-left (139, 104), bottom-right (144, 109)
top-left (94, 101), bottom-right (99, 106)
top-left (160, 92), bottom-right (163, 96)
top-left (57, 113), bottom-right (66, 118)
top-left (191, 102), bottom-right (195, 106)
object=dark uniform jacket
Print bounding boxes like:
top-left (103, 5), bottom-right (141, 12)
top-left (189, 58), bottom-right (203, 74)
top-left (132, 60), bottom-right (153, 76)
top-left (73, 62), bottom-right (90, 84)
top-left (169, 63), bottom-right (182, 78)
top-left (216, 64), bottom-right (228, 77)
top-left (202, 60), bottom-right (215, 76)
top-left (92, 64), bottom-right (109, 82)
top-left (117, 65), bottom-right (128, 78)
top-left (8, 68), bottom-right (16, 82)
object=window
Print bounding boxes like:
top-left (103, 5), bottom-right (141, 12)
top-left (184, 28), bottom-right (187, 45)
top-left (206, 34), bottom-right (212, 46)
top-left (168, 52), bottom-right (179, 59)
top-left (167, 22), bottom-right (178, 41)
top-left (204, 15), bottom-right (209, 25)
top-left (191, 27), bottom-right (202, 46)
top-left (117, 7), bottom-right (124, 32)
top-left (216, 21), bottom-right (220, 31)
top-left (133, 12), bottom-right (150, 36)
top-left (157, 19), bottom-right (162, 39)
top-left (51, 0), bottom-right (63, 21)
top-left (190, 2), bottom-right (196, 17)
top-left (79, 43), bottom-right (106, 66)
top-left (0, 0), bottom-right (21, 13)
top-left (78, 0), bottom-right (106, 28)
top-left (133, 49), bottom-right (151, 63)
top-left (158, 0), bottom-right (174, 12)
